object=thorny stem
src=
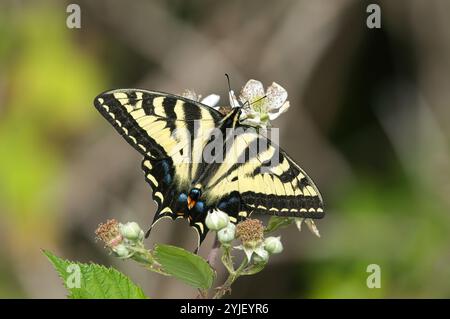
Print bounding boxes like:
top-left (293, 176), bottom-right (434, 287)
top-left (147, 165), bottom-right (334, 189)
top-left (196, 288), bottom-right (208, 299)
top-left (213, 247), bottom-right (249, 299)
top-left (221, 245), bottom-right (235, 274)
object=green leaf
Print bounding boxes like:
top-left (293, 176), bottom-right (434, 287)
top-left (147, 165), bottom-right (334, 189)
top-left (43, 250), bottom-right (147, 299)
top-left (264, 216), bottom-right (294, 234)
top-left (153, 244), bottom-right (215, 289)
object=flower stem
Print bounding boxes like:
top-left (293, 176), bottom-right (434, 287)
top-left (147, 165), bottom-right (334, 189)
top-left (128, 245), bottom-right (169, 276)
top-left (213, 251), bottom-right (249, 299)
top-left (207, 237), bottom-right (221, 269)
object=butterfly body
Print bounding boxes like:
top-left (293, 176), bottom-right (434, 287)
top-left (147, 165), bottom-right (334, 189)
top-left (94, 89), bottom-right (324, 247)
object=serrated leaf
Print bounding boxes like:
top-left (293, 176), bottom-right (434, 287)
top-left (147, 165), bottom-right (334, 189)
top-left (43, 250), bottom-right (147, 299)
top-left (264, 216), bottom-right (294, 234)
top-left (153, 244), bottom-right (215, 289)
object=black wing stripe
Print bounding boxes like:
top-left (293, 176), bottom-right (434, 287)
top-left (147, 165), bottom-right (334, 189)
top-left (225, 131), bottom-right (324, 218)
top-left (142, 94), bottom-right (154, 115)
top-left (94, 94), bottom-right (167, 159)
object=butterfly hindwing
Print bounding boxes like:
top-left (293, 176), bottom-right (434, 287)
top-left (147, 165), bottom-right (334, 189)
top-left (201, 127), bottom-right (324, 219)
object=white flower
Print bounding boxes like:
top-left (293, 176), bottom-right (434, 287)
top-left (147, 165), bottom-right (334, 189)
top-left (182, 79), bottom-right (290, 129)
top-left (205, 209), bottom-right (230, 231)
top-left (217, 222), bottom-right (236, 244)
top-left (295, 218), bottom-right (321, 238)
top-left (119, 222), bottom-right (144, 241)
top-left (232, 79), bottom-right (290, 128)
top-left (264, 236), bottom-right (283, 254)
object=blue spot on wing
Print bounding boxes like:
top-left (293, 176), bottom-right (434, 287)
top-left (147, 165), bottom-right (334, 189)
top-left (161, 159), bottom-right (173, 184)
top-left (177, 193), bottom-right (188, 203)
top-left (194, 201), bottom-right (205, 213)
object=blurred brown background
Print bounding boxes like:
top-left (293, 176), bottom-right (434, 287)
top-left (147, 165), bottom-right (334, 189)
top-left (1, 0), bottom-right (450, 298)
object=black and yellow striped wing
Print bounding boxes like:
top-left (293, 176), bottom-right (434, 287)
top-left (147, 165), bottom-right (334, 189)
top-left (195, 127), bottom-right (324, 220)
top-left (94, 88), bottom-right (324, 248)
top-left (94, 89), bottom-right (223, 234)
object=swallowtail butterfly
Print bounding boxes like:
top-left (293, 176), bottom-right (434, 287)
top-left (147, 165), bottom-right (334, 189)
top-left (94, 89), bottom-right (324, 248)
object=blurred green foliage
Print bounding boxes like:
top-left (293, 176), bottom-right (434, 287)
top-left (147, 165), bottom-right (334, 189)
top-left (0, 4), bottom-right (103, 221)
top-left (0, 1), bottom-right (449, 299)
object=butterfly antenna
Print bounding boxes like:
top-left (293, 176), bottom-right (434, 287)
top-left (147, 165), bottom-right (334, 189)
top-left (225, 73), bottom-right (232, 92)
top-left (251, 94), bottom-right (267, 106)
top-left (145, 227), bottom-right (152, 238)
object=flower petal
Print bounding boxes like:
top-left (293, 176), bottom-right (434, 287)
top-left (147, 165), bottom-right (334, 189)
top-left (268, 111), bottom-right (281, 121)
top-left (265, 82), bottom-right (288, 111)
top-left (182, 89), bottom-right (199, 101)
top-left (201, 94), bottom-right (220, 107)
top-left (278, 101), bottom-right (290, 114)
top-left (295, 218), bottom-right (304, 231)
top-left (243, 246), bottom-right (254, 261)
top-left (254, 246), bottom-right (267, 258)
top-left (267, 101), bottom-right (290, 121)
top-left (228, 90), bottom-right (240, 108)
top-left (240, 79), bottom-right (265, 105)
top-left (295, 218), bottom-right (320, 237)
top-left (305, 219), bottom-right (321, 238)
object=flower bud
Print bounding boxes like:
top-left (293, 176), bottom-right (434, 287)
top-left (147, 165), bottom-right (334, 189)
top-left (113, 244), bottom-right (130, 258)
top-left (252, 248), bottom-right (269, 264)
top-left (264, 236), bottom-right (283, 254)
top-left (119, 222), bottom-right (143, 241)
top-left (217, 223), bottom-right (236, 244)
top-left (205, 209), bottom-right (230, 231)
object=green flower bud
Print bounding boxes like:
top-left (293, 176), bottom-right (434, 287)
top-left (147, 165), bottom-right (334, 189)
top-left (205, 209), bottom-right (230, 231)
top-left (113, 244), bottom-right (130, 258)
top-left (252, 247), bottom-right (269, 264)
top-left (217, 223), bottom-right (236, 244)
top-left (264, 236), bottom-right (283, 254)
top-left (119, 222), bottom-right (143, 241)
